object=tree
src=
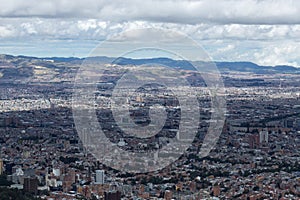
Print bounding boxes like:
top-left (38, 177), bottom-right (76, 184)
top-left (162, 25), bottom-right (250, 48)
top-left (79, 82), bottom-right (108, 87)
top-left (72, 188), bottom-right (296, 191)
top-left (0, 175), bottom-right (13, 187)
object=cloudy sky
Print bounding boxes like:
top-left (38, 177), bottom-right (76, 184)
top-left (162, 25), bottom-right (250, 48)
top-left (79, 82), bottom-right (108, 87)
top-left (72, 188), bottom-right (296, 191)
top-left (1, 0), bottom-right (300, 66)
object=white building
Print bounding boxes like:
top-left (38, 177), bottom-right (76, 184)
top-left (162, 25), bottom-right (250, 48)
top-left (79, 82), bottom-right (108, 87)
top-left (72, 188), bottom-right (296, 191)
top-left (95, 170), bottom-right (105, 184)
top-left (53, 168), bottom-right (60, 177)
top-left (259, 130), bottom-right (269, 143)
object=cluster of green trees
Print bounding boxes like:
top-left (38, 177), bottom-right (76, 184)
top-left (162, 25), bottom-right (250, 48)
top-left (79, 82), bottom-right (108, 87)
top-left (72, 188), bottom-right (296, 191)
top-left (0, 175), bottom-right (40, 200)
top-left (59, 156), bottom-right (79, 164)
top-left (0, 188), bottom-right (40, 200)
top-left (0, 175), bottom-right (13, 187)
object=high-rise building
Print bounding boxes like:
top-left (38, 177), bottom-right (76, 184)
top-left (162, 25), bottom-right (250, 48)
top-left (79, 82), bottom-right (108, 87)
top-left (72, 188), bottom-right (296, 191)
top-left (23, 177), bottom-right (38, 194)
top-left (95, 170), bottom-right (105, 184)
top-left (52, 168), bottom-right (60, 177)
top-left (248, 134), bottom-right (260, 149)
top-left (164, 190), bottom-right (173, 200)
top-left (63, 169), bottom-right (76, 192)
top-left (213, 184), bottom-right (221, 197)
top-left (0, 159), bottom-right (3, 175)
top-left (105, 191), bottom-right (121, 200)
top-left (259, 130), bottom-right (269, 143)
top-left (284, 119), bottom-right (294, 128)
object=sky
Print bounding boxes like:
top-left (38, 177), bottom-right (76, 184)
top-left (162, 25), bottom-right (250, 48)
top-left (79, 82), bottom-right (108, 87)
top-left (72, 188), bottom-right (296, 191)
top-left (1, 0), bottom-right (300, 66)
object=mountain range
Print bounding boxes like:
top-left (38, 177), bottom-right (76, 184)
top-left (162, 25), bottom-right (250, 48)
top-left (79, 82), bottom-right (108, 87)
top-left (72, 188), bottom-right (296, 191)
top-left (0, 54), bottom-right (299, 75)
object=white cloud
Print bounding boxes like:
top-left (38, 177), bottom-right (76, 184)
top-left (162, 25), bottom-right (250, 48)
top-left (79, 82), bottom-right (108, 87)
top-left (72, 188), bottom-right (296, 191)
top-left (21, 22), bottom-right (37, 35)
top-left (0, 0), bottom-right (300, 24)
top-left (253, 42), bottom-right (300, 67)
top-left (77, 19), bottom-right (98, 31)
top-left (0, 25), bottom-right (15, 37)
top-left (217, 44), bottom-right (235, 53)
top-left (0, 18), bottom-right (300, 66)
top-left (0, 1), bottom-right (300, 66)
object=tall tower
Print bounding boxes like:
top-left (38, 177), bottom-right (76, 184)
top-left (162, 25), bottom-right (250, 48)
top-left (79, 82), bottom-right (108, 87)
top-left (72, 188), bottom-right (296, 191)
top-left (95, 170), bottom-right (105, 184)
top-left (259, 130), bottom-right (269, 144)
top-left (23, 177), bottom-right (38, 194)
top-left (213, 184), bottom-right (221, 197)
top-left (0, 159), bottom-right (3, 175)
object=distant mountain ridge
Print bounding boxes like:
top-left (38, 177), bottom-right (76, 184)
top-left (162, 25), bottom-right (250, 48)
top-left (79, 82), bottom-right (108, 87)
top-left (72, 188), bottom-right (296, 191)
top-left (111, 57), bottom-right (300, 73)
top-left (1, 54), bottom-right (299, 74)
top-left (215, 61), bottom-right (299, 73)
